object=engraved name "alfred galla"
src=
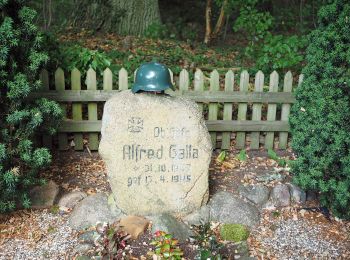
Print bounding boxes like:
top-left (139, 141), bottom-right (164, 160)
top-left (123, 144), bottom-right (199, 161)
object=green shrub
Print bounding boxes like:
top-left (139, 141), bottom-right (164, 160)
top-left (255, 34), bottom-right (306, 73)
top-left (220, 224), bottom-right (249, 242)
top-left (233, 0), bottom-right (274, 46)
top-left (289, 0), bottom-right (350, 219)
top-left (60, 45), bottom-right (111, 78)
top-left (0, 0), bottom-right (62, 212)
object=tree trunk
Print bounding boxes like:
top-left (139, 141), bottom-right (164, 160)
top-left (114, 0), bottom-right (161, 35)
top-left (204, 0), bottom-right (212, 44)
top-left (70, 0), bottom-right (161, 35)
top-left (204, 0), bottom-right (227, 45)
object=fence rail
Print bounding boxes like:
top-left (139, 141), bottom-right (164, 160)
top-left (34, 67), bottom-right (303, 151)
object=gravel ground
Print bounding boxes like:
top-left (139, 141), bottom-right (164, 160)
top-left (252, 218), bottom-right (350, 259)
top-left (0, 210), bottom-right (79, 260)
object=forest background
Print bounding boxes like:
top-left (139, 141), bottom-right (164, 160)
top-left (28, 0), bottom-right (321, 80)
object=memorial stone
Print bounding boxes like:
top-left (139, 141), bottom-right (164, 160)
top-left (99, 90), bottom-right (212, 216)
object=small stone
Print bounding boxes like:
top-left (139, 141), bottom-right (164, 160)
top-left (58, 191), bottom-right (87, 209)
top-left (299, 209), bottom-right (306, 217)
top-left (270, 184), bottom-right (290, 207)
top-left (256, 173), bottom-right (285, 183)
top-left (149, 213), bottom-right (193, 242)
top-left (78, 231), bottom-right (99, 244)
top-left (118, 216), bottom-right (150, 239)
top-left (29, 180), bottom-right (59, 209)
top-left (76, 256), bottom-right (92, 260)
top-left (182, 205), bottom-right (210, 225)
top-left (72, 243), bottom-right (94, 255)
top-left (287, 183), bottom-right (306, 204)
top-left (238, 184), bottom-right (270, 207)
top-left (209, 191), bottom-right (260, 227)
top-left (69, 193), bottom-right (125, 230)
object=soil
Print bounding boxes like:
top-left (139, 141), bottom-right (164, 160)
top-left (1, 147), bottom-right (349, 259)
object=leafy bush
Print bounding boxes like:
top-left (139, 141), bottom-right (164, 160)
top-left (0, 0), bottom-right (62, 212)
top-left (60, 45), bottom-right (111, 77)
top-left (255, 34), bottom-right (306, 73)
top-left (289, 0), bottom-right (350, 219)
top-left (233, 0), bottom-right (274, 45)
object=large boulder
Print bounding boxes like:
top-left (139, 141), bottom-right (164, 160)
top-left (69, 193), bottom-right (125, 230)
top-left (99, 91), bottom-right (212, 217)
top-left (208, 191), bottom-right (260, 227)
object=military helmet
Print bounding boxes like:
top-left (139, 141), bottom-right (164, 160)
top-left (132, 62), bottom-right (175, 93)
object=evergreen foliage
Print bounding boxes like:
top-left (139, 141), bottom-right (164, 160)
top-left (0, 0), bottom-right (62, 212)
top-left (290, 0), bottom-right (350, 219)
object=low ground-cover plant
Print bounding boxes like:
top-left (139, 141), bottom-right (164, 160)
top-left (290, 0), bottom-right (350, 219)
top-left (267, 149), bottom-right (288, 167)
top-left (150, 231), bottom-right (183, 259)
top-left (95, 223), bottom-right (131, 259)
top-left (220, 224), bottom-right (250, 242)
top-left (190, 222), bottom-right (223, 260)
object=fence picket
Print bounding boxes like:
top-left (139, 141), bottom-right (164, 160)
top-left (194, 69), bottom-right (204, 112)
top-left (40, 69), bottom-right (49, 88)
top-left (179, 69), bottom-right (189, 91)
top-left (40, 69), bottom-right (52, 148)
top-left (169, 69), bottom-right (174, 86)
top-left (221, 70), bottom-right (234, 150)
top-left (265, 71), bottom-right (279, 149)
top-left (236, 70), bottom-right (249, 149)
top-left (103, 68), bottom-right (113, 90)
top-left (55, 68), bottom-right (68, 150)
top-left (87, 68), bottom-right (99, 150)
top-left (298, 74), bottom-right (304, 87)
top-left (251, 71), bottom-right (264, 149)
top-left (208, 70), bottom-right (219, 146)
top-left (35, 67), bottom-right (299, 151)
top-left (119, 68), bottom-right (128, 90)
top-left (279, 71), bottom-right (293, 149)
top-left (71, 68), bottom-right (84, 150)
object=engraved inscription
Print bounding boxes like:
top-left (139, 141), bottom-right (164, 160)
top-left (122, 144), bottom-right (198, 161)
top-left (122, 119), bottom-right (201, 188)
top-left (128, 117), bottom-right (143, 133)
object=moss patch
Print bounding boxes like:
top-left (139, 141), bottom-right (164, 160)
top-left (220, 224), bottom-right (250, 242)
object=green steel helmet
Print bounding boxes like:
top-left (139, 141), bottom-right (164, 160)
top-left (132, 62), bottom-right (175, 93)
